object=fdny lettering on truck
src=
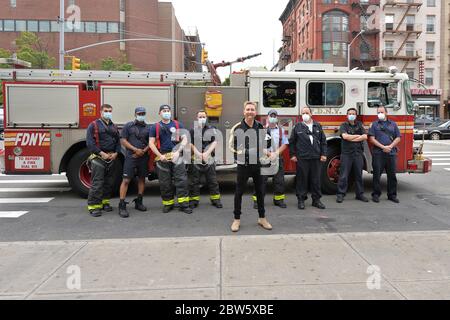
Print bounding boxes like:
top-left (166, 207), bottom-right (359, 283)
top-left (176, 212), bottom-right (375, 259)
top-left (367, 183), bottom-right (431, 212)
top-left (4, 132), bottom-right (51, 147)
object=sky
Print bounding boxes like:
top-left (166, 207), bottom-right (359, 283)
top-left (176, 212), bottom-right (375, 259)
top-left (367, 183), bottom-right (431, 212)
top-left (162, 0), bottom-right (290, 81)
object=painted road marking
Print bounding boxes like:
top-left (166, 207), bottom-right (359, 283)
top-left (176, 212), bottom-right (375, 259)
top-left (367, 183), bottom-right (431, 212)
top-left (0, 187), bottom-right (71, 192)
top-left (0, 211), bottom-right (29, 218)
top-left (0, 198), bottom-right (54, 203)
top-left (0, 180), bottom-right (68, 184)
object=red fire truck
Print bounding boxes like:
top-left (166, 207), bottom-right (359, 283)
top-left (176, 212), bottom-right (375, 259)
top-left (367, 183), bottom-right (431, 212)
top-left (0, 63), bottom-right (431, 197)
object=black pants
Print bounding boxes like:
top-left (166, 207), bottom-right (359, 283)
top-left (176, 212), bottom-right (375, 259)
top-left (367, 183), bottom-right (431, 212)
top-left (188, 163), bottom-right (221, 202)
top-left (253, 158), bottom-right (285, 202)
top-left (234, 164), bottom-right (265, 219)
top-left (372, 153), bottom-right (397, 198)
top-left (296, 159), bottom-right (322, 202)
top-left (87, 157), bottom-right (116, 210)
top-left (156, 161), bottom-right (189, 208)
top-left (337, 153), bottom-right (364, 197)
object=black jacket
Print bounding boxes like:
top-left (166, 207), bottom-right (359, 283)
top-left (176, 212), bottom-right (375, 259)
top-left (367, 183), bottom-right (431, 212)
top-left (86, 118), bottom-right (121, 155)
top-left (232, 119), bottom-right (270, 165)
top-left (289, 121), bottom-right (327, 160)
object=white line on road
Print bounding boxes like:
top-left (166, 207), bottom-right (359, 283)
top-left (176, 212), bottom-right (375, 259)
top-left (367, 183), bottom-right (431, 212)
top-left (0, 198), bottom-right (54, 203)
top-left (0, 180), bottom-right (68, 184)
top-left (444, 168), bottom-right (450, 172)
top-left (0, 211), bottom-right (29, 218)
top-left (0, 187), bottom-right (71, 192)
top-left (431, 163), bottom-right (450, 166)
top-left (425, 158), bottom-right (450, 161)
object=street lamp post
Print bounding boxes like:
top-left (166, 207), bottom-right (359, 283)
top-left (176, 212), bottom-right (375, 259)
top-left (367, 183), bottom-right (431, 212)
top-left (59, 0), bottom-right (65, 70)
top-left (347, 29), bottom-right (365, 70)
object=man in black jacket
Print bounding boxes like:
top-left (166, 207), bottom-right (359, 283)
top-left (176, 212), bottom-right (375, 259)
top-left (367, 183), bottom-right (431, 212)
top-left (289, 106), bottom-right (327, 210)
top-left (230, 101), bottom-right (272, 232)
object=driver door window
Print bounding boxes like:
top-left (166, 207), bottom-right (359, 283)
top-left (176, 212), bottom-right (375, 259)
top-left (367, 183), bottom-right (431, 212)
top-left (367, 82), bottom-right (398, 108)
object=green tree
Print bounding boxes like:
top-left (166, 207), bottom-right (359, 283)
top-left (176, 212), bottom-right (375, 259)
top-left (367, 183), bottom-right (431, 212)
top-left (0, 49), bottom-right (11, 103)
top-left (15, 32), bottom-right (55, 69)
top-left (100, 54), bottom-right (134, 71)
top-left (222, 77), bottom-right (230, 86)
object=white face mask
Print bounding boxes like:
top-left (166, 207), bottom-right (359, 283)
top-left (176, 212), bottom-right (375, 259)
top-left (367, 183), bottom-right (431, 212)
top-left (302, 114), bottom-right (311, 123)
top-left (198, 118), bottom-right (207, 126)
top-left (378, 113), bottom-right (386, 121)
top-left (269, 117), bottom-right (278, 124)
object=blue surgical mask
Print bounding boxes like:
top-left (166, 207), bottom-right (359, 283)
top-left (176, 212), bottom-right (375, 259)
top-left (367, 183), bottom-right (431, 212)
top-left (102, 112), bottom-right (112, 121)
top-left (162, 112), bottom-right (171, 120)
top-left (269, 117), bottom-right (278, 124)
top-left (348, 114), bottom-right (356, 122)
top-left (136, 115), bottom-right (146, 122)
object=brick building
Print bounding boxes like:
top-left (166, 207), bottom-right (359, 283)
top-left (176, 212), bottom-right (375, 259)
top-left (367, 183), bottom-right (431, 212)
top-left (0, 0), bottom-right (200, 72)
top-left (278, 0), bottom-right (380, 71)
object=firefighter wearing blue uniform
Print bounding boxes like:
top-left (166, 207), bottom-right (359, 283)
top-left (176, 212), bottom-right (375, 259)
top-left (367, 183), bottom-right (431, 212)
top-left (86, 104), bottom-right (121, 217)
top-left (149, 105), bottom-right (192, 214)
top-left (117, 106), bottom-right (151, 218)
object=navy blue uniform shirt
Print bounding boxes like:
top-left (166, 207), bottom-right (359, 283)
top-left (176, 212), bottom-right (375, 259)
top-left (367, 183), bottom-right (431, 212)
top-left (86, 118), bottom-right (121, 155)
top-left (121, 120), bottom-right (150, 158)
top-left (368, 119), bottom-right (401, 155)
top-left (149, 120), bottom-right (185, 154)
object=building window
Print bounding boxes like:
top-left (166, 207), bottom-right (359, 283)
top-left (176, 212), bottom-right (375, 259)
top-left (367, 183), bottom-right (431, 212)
top-left (405, 15), bottom-right (415, 31)
top-left (74, 22), bottom-right (84, 33)
top-left (427, 0), bottom-right (436, 7)
top-left (68, 0), bottom-right (75, 5)
top-left (16, 20), bottom-right (26, 32)
top-left (385, 14), bottom-right (394, 31)
top-left (406, 69), bottom-right (415, 80)
top-left (425, 69), bottom-right (434, 86)
top-left (322, 10), bottom-right (349, 63)
top-left (360, 41), bottom-right (370, 60)
top-left (28, 20), bottom-right (38, 32)
top-left (51, 21), bottom-right (59, 32)
top-left (108, 22), bottom-right (119, 33)
top-left (96, 22), bottom-right (107, 33)
top-left (10, 0), bottom-right (16, 8)
top-left (0, 20), bottom-right (3, 32)
top-left (426, 15), bottom-right (436, 32)
top-left (405, 42), bottom-right (415, 57)
top-left (85, 22), bottom-right (96, 33)
top-left (39, 21), bottom-right (50, 32)
top-left (368, 82), bottom-right (398, 108)
top-left (263, 81), bottom-right (297, 109)
top-left (426, 42), bottom-right (435, 59)
top-left (384, 41), bottom-right (394, 57)
top-left (64, 21), bottom-right (74, 32)
top-left (4, 20), bottom-right (15, 31)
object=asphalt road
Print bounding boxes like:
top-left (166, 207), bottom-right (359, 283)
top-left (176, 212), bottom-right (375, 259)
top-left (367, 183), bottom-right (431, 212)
top-left (1, 140), bottom-right (450, 242)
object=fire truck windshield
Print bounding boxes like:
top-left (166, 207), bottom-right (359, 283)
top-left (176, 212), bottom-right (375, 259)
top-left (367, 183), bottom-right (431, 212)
top-left (367, 81), bottom-right (399, 109)
top-left (403, 80), bottom-right (414, 114)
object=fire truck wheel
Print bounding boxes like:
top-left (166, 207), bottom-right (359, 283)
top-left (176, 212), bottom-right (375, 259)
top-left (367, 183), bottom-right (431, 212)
top-left (67, 148), bottom-right (123, 198)
top-left (321, 145), bottom-right (340, 195)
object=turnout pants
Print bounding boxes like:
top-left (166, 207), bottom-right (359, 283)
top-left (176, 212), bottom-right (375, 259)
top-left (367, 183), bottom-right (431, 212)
top-left (87, 157), bottom-right (117, 210)
top-left (337, 153), bottom-right (364, 197)
top-left (156, 161), bottom-right (189, 208)
top-left (372, 153), bottom-right (398, 198)
top-left (234, 164), bottom-right (265, 219)
top-left (188, 163), bottom-right (221, 203)
top-left (253, 158), bottom-right (285, 202)
top-left (296, 158), bottom-right (322, 202)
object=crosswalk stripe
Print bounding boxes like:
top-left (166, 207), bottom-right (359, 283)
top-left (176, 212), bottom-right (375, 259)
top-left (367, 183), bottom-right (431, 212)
top-left (0, 211), bottom-right (29, 218)
top-left (425, 158), bottom-right (450, 161)
top-left (0, 187), bottom-right (71, 192)
top-left (0, 180), bottom-right (68, 184)
top-left (0, 198), bottom-right (54, 203)
top-left (431, 163), bottom-right (450, 166)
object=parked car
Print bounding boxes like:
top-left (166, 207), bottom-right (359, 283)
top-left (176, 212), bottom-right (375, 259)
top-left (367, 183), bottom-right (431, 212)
top-left (414, 119), bottom-right (450, 140)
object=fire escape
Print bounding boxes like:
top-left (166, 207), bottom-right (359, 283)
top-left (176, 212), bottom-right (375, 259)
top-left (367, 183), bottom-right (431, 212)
top-left (382, 0), bottom-right (423, 72)
top-left (351, 0), bottom-right (381, 70)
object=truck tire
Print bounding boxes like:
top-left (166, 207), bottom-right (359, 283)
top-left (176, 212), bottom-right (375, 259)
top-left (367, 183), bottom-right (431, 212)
top-left (321, 145), bottom-right (341, 195)
top-left (67, 148), bottom-right (123, 198)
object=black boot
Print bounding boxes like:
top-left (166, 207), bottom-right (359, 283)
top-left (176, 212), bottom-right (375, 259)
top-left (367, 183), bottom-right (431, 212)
top-left (89, 209), bottom-right (102, 217)
top-left (189, 200), bottom-right (199, 209)
top-left (274, 199), bottom-right (287, 208)
top-left (118, 200), bottom-right (130, 218)
top-left (180, 204), bottom-right (192, 214)
top-left (132, 195), bottom-right (147, 212)
top-left (211, 199), bottom-right (223, 208)
top-left (253, 201), bottom-right (258, 210)
top-left (298, 200), bottom-right (305, 210)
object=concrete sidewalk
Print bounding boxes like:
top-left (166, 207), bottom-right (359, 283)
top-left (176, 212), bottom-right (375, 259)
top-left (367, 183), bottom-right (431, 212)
top-left (1, 230), bottom-right (450, 300)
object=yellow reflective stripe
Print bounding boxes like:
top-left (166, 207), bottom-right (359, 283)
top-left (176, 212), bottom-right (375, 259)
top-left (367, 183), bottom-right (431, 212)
top-left (88, 204), bottom-right (103, 210)
top-left (162, 199), bottom-right (175, 206)
top-left (190, 196), bottom-right (200, 201)
top-left (252, 195), bottom-right (257, 201)
top-left (178, 197), bottom-right (189, 204)
top-left (274, 195), bottom-right (286, 201)
top-left (102, 199), bottom-right (110, 205)
top-left (210, 194), bottom-right (221, 200)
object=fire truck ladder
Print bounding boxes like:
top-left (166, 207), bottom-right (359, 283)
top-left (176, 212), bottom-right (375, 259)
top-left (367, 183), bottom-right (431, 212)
top-left (0, 69), bottom-right (212, 83)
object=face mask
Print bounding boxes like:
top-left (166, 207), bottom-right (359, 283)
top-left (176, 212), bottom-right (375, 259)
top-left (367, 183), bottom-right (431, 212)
top-left (102, 112), bottom-right (112, 121)
top-left (198, 118), bottom-right (207, 126)
top-left (136, 115), bottom-right (146, 122)
top-left (269, 117), bottom-right (278, 124)
top-left (162, 112), bottom-right (171, 120)
top-left (378, 113), bottom-right (386, 121)
top-left (348, 114), bottom-right (357, 122)
top-left (302, 114), bottom-right (311, 122)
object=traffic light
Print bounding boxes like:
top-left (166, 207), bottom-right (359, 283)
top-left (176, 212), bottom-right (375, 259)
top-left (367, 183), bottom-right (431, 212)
top-left (71, 56), bottom-right (81, 71)
top-left (201, 49), bottom-right (208, 64)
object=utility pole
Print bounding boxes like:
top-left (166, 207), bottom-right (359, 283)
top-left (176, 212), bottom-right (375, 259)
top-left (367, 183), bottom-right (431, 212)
top-left (59, 0), bottom-right (65, 70)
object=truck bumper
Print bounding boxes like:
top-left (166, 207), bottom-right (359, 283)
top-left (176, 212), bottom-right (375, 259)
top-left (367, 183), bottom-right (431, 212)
top-left (407, 158), bottom-right (432, 173)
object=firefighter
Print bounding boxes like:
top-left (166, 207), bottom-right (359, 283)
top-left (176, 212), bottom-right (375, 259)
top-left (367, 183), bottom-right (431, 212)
top-left (336, 108), bottom-right (369, 203)
top-left (253, 109), bottom-right (288, 209)
top-left (368, 106), bottom-right (401, 203)
top-left (117, 106), bottom-right (151, 218)
top-left (149, 105), bottom-right (192, 214)
top-left (230, 101), bottom-right (272, 232)
top-left (289, 106), bottom-right (327, 210)
top-left (188, 110), bottom-right (222, 209)
top-left (86, 104), bottom-right (121, 217)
